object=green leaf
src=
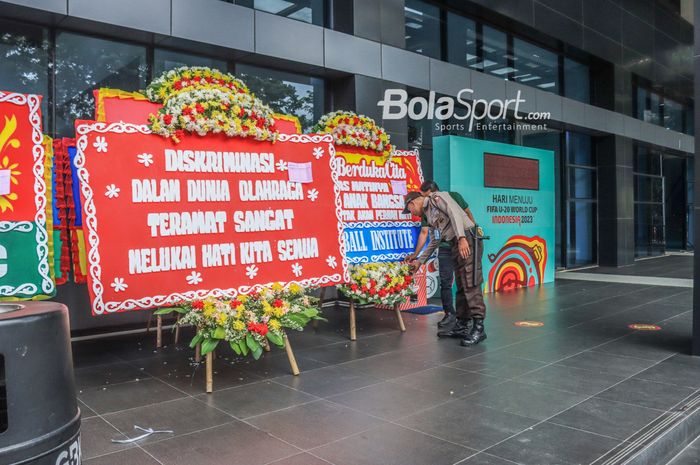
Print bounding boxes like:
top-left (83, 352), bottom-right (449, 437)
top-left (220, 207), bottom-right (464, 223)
top-left (246, 334), bottom-right (263, 360)
top-left (239, 339), bottom-right (249, 356)
top-left (285, 313), bottom-right (308, 326)
top-left (172, 306), bottom-right (187, 314)
top-left (302, 308), bottom-right (319, 318)
top-left (189, 333), bottom-right (203, 349)
top-left (266, 332), bottom-right (284, 347)
top-left (213, 326), bottom-right (226, 339)
top-left (201, 338), bottom-right (219, 356)
top-left (229, 340), bottom-right (242, 355)
top-left (153, 308), bottom-right (173, 315)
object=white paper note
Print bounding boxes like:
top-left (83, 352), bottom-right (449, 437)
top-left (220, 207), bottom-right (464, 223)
top-left (288, 162), bottom-right (313, 183)
top-left (390, 179), bottom-right (408, 195)
top-left (0, 170), bottom-right (10, 196)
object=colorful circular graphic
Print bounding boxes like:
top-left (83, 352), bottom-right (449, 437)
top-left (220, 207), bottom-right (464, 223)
top-left (514, 321), bottom-right (545, 328)
top-left (487, 236), bottom-right (548, 293)
top-left (628, 323), bottom-right (662, 331)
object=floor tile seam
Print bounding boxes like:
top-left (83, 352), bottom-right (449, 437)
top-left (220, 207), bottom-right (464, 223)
top-left (501, 349), bottom-right (679, 400)
top-left (97, 394), bottom-right (204, 420)
top-left (590, 395), bottom-right (700, 465)
top-left (382, 368), bottom-right (510, 397)
top-left (141, 398), bottom-right (309, 456)
top-left (302, 415), bottom-right (478, 459)
top-left (545, 284), bottom-right (657, 313)
top-left (623, 373), bottom-right (700, 391)
top-left (201, 377), bottom-right (325, 400)
top-left (471, 354), bottom-right (680, 457)
top-left (267, 373), bottom-right (388, 398)
top-left (127, 418), bottom-right (241, 448)
top-left (587, 348), bottom-right (674, 363)
top-left (453, 450), bottom-right (522, 465)
top-left (134, 444), bottom-right (167, 465)
top-left (87, 394), bottom-right (235, 449)
top-left (237, 397), bottom-right (328, 421)
top-left (393, 393), bottom-right (540, 425)
top-left (260, 450), bottom-right (336, 465)
top-left (73, 358), bottom-right (154, 375)
top-left (379, 379), bottom-right (512, 422)
top-left (560, 288), bottom-right (691, 336)
top-left (79, 443), bottom-right (137, 463)
top-left (630, 372), bottom-right (700, 390)
top-left (314, 394), bottom-right (478, 452)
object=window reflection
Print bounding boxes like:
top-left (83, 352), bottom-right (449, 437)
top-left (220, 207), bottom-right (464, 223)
top-left (227, 0), bottom-right (324, 25)
top-left (0, 20), bottom-right (49, 127)
top-left (564, 58), bottom-right (589, 103)
top-left (446, 13), bottom-right (476, 68)
top-left (404, 0), bottom-right (441, 59)
top-left (236, 64), bottom-right (323, 131)
top-left (476, 26), bottom-right (508, 76)
top-left (513, 39), bottom-right (559, 93)
top-left (153, 49), bottom-right (227, 77)
top-left (55, 32), bottom-right (148, 136)
top-left (568, 202), bottom-right (596, 266)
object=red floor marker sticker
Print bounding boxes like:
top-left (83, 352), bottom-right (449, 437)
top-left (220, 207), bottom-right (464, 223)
top-left (628, 324), bottom-right (662, 331)
top-left (514, 321), bottom-right (545, 328)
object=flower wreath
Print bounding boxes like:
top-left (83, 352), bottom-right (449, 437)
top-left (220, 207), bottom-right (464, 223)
top-left (156, 283), bottom-right (323, 359)
top-left (312, 110), bottom-right (393, 160)
top-left (145, 66), bottom-right (278, 144)
top-left (338, 262), bottom-right (416, 306)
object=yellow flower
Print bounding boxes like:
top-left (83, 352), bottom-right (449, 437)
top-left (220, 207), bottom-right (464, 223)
top-left (216, 312), bottom-right (227, 325)
top-left (238, 295), bottom-right (248, 303)
top-left (269, 319), bottom-right (281, 331)
top-left (262, 301), bottom-right (274, 316)
top-left (271, 282), bottom-right (283, 291)
top-left (273, 307), bottom-right (286, 318)
top-left (289, 283), bottom-right (302, 294)
top-left (233, 320), bottom-right (245, 331)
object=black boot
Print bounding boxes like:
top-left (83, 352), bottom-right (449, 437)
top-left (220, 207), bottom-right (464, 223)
top-left (438, 318), bottom-right (472, 338)
top-left (460, 319), bottom-right (486, 346)
top-left (437, 313), bottom-right (456, 328)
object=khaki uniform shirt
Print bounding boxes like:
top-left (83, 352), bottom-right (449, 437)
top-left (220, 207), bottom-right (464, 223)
top-left (417, 192), bottom-right (475, 264)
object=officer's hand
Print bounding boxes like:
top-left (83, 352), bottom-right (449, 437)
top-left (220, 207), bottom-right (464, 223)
top-left (403, 253), bottom-right (416, 263)
top-left (408, 260), bottom-right (420, 273)
top-left (458, 237), bottom-right (471, 259)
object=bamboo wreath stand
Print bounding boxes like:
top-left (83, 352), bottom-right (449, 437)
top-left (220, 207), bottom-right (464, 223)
top-left (146, 311), bottom-right (301, 393)
top-left (347, 299), bottom-right (406, 340)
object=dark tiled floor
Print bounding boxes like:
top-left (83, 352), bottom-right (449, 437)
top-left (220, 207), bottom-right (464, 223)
top-left (571, 254), bottom-right (693, 279)
top-left (76, 278), bottom-right (699, 465)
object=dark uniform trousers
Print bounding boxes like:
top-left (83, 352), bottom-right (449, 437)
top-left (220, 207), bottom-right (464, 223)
top-left (450, 229), bottom-right (486, 321)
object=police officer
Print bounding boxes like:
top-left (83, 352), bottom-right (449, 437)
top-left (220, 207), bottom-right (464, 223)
top-left (404, 191), bottom-right (487, 347)
top-left (405, 181), bottom-right (474, 329)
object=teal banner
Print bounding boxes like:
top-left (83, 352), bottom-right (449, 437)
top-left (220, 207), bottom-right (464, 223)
top-left (433, 136), bottom-right (555, 292)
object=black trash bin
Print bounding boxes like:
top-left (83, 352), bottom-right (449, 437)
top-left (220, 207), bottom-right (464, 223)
top-left (0, 302), bottom-right (81, 465)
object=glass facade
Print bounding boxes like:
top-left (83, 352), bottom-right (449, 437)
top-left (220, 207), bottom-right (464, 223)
top-left (478, 27), bottom-right (508, 77)
top-left (635, 84), bottom-right (692, 134)
top-left (512, 38), bottom-right (559, 93)
top-left (446, 12), bottom-right (476, 68)
top-left (0, 20), bottom-right (325, 139)
top-left (634, 147), bottom-right (665, 257)
top-left (414, 6), bottom-right (591, 102)
top-left (565, 133), bottom-right (597, 267)
top-left (224, 0), bottom-right (324, 25)
top-left (236, 64), bottom-right (324, 132)
top-left (55, 32), bottom-right (148, 136)
top-left (0, 19), bottom-right (49, 126)
top-left (153, 49), bottom-right (227, 77)
top-left (404, 0), bottom-right (441, 59)
top-left (564, 58), bottom-right (590, 103)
